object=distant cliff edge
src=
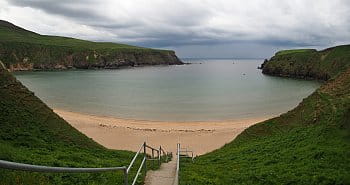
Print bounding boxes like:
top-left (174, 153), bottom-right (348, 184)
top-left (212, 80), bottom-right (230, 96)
top-left (0, 20), bottom-right (183, 71)
top-left (260, 45), bottom-right (350, 80)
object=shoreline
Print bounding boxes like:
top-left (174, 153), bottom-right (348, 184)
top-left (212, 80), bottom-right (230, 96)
top-left (54, 109), bottom-right (274, 155)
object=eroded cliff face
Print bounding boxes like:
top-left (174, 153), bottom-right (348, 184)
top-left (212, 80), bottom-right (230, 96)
top-left (260, 45), bottom-right (350, 81)
top-left (0, 42), bottom-right (183, 71)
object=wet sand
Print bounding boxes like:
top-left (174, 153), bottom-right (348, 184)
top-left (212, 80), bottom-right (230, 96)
top-left (55, 109), bottom-right (272, 155)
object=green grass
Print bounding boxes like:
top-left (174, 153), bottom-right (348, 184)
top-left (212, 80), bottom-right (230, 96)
top-left (0, 62), bottom-right (162, 184)
top-left (0, 20), bottom-right (180, 69)
top-left (0, 20), bottom-right (167, 52)
top-left (262, 45), bottom-right (350, 80)
top-left (180, 59), bottom-right (350, 184)
top-left (275, 49), bottom-right (316, 56)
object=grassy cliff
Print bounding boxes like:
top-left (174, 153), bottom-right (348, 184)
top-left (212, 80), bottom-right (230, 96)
top-left (0, 20), bottom-right (182, 71)
top-left (180, 47), bottom-right (350, 184)
top-left (0, 62), bottom-right (146, 184)
top-left (261, 45), bottom-right (350, 80)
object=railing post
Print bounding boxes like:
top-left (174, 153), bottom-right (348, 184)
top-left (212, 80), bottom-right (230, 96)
top-left (159, 146), bottom-right (162, 157)
top-left (158, 147), bottom-right (161, 166)
top-left (123, 167), bottom-right (128, 185)
top-left (166, 152), bottom-right (168, 162)
top-left (143, 142), bottom-right (147, 173)
top-left (159, 146), bottom-right (162, 165)
top-left (152, 149), bottom-right (154, 167)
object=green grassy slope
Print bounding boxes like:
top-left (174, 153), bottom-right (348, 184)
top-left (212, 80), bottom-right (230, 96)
top-left (0, 20), bottom-right (182, 70)
top-left (275, 49), bottom-right (317, 56)
top-left (262, 45), bottom-right (350, 80)
top-left (180, 61), bottom-right (350, 184)
top-left (0, 62), bottom-right (145, 185)
top-left (0, 20), bottom-right (159, 51)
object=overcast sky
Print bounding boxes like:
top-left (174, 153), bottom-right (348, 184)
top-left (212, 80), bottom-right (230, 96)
top-left (0, 0), bottom-right (349, 58)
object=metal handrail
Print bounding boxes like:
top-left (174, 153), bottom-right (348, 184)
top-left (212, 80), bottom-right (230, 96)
top-left (0, 160), bottom-right (126, 173)
top-left (173, 143), bottom-right (195, 185)
top-left (179, 149), bottom-right (194, 161)
top-left (173, 143), bottom-right (180, 185)
top-left (131, 157), bottom-right (146, 185)
top-left (127, 142), bottom-right (169, 185)
top-left (127, 143), bottom-right (145, 173)
top-left (0, 141), bottom-right (170, 185)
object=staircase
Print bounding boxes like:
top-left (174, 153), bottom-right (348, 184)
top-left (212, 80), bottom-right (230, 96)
top-left (144, 159), bottom-right (177, 185)
top-left (145, 143), bottom-right (193, 185)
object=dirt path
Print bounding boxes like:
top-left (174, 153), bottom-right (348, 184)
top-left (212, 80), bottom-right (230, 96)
top-left (144, 159), bottom-right (177, 185)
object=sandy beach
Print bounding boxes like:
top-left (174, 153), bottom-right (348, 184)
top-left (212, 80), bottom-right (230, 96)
top-left (55, 109), bottom-right (272, 155)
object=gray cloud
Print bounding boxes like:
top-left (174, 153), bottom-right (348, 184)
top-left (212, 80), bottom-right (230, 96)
top-left (7, 0), bottom-right (116, 25)
top-left (1, 0), bottom-right (350, 57)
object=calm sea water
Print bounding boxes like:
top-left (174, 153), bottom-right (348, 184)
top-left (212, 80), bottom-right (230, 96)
top-left (14, 59), bottom-right (321, 121)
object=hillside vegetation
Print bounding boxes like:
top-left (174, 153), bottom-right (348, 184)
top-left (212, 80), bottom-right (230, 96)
top-left (0, 20), bottom-right (146, 51)
top-left (275, 49), bottom-right (317, 56)
top-left (261, 45), bottom-right (350, 80)
top-left (180, 47), bottom-right (350, 184)
top-left (0, 20), bottom-right (182, 71)
top-left (0, 62), bottom-right (147, 185)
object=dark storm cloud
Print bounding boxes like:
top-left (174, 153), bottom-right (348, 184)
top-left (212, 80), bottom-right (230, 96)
top-left (6, 0), bottom-right (137, 29)
top-left (1, 0), bottom-right (349, 57)
top-left (8, 0), bottom-right (103, 20)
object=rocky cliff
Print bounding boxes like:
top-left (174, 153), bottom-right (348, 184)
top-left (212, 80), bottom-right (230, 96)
top-left (260, 45), bottom-right (350, 80)
top-left (0, 42), bottom-right (183, 71)
top-left (0, 20), bottom-right (183, 71)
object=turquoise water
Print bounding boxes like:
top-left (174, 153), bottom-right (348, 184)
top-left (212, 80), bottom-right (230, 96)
top-left (14, 59), bottom-right (321, 121)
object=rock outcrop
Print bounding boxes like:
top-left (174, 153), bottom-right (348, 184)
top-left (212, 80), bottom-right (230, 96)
top-left (0, 43), bottom-right (183, 71)
top-left (260, 45), bottom-right (350, 81)
top-left (0, 20), bottom-right (183, 71)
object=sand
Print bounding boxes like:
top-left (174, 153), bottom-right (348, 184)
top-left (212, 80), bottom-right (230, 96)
top-left (54, 109), bottom-right (272, 155)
